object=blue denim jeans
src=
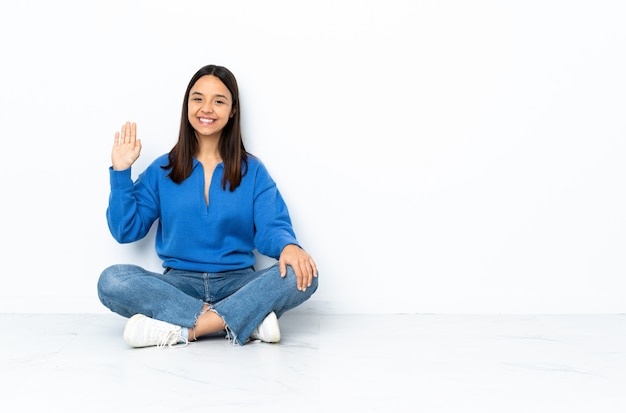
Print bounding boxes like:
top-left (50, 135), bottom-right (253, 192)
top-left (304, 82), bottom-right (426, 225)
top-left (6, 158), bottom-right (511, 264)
top-left (97, 263), bottom-right (318, 345)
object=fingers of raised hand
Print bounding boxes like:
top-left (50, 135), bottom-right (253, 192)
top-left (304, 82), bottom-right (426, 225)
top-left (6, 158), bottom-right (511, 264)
top-left (115, 121), bottom-right (137, 145)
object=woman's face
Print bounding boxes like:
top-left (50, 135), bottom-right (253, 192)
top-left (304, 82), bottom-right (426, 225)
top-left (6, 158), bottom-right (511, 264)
top-left (187, 75), bottom-right (234, 140)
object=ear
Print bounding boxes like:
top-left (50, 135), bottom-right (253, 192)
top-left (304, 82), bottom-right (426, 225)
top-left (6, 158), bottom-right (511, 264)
top-left (230, 107), bottom-right (237, 118)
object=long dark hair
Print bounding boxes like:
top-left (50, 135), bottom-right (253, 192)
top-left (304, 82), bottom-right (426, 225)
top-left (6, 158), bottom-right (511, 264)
top-left (163, 64), bottom-right (248, 191)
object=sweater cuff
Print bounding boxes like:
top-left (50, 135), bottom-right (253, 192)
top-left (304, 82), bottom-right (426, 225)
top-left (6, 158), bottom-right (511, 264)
top-left (109, 166), bottom-right (133, 190)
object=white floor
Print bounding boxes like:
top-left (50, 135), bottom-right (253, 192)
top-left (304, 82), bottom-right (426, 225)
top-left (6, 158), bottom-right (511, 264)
top-left (2, 313), bottom-right (626, 412)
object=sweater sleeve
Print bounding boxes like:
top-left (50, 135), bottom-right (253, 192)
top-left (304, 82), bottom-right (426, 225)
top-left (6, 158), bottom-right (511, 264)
top-left (106, 166), bottom-right (160, 244)
top-left (252, 163), bottom-right (300, 259)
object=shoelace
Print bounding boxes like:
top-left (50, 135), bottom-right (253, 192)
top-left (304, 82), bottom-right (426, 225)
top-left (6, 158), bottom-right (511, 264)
top-left (153, 327), bottom-right (189, 349)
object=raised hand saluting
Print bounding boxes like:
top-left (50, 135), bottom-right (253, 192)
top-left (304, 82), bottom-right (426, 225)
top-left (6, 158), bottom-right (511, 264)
top-left (112, 121), bottom-right (142, 171)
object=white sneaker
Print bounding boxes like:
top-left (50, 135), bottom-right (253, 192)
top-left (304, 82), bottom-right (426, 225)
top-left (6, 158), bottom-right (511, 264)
top-left (250, 311), bottom-right (281, 343)
top-left (123, 314), bottom-right (188, 348)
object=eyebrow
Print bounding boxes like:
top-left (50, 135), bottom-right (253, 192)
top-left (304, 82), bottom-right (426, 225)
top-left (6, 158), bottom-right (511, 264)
top-left (190, 91), bottom-right (230, 100)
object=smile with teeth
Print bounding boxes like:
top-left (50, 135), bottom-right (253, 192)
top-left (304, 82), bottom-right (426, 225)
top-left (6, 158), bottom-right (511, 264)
top-left (199, 117), bottom-right (215, 125)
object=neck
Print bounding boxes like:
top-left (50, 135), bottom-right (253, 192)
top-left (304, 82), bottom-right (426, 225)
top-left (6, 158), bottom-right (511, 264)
top-left (196, 136), bottom-right (221, 162)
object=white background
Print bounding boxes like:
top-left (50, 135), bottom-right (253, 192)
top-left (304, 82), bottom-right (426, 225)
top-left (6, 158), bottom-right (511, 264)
top-left (1, 0), bottom-right (624, 314)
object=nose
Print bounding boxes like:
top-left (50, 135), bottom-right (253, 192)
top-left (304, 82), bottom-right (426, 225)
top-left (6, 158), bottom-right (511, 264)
top-left (201, 101), bottom-right (213, 113)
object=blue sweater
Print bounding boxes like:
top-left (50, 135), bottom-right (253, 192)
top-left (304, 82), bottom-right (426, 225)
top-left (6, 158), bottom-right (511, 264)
top-left (107, 154), bottom-right (299, 272)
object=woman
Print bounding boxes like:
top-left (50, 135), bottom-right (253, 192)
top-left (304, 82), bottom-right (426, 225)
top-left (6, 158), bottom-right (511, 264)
top-left (97, 64), bottom-right (318, 348)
